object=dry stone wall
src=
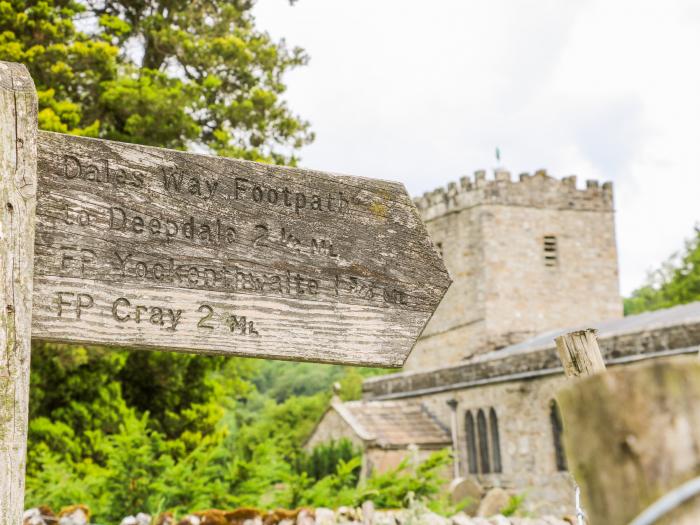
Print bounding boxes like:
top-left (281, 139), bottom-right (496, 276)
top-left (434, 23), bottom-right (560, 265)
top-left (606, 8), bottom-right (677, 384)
top-left (23, 506), bottom-right (574, 525)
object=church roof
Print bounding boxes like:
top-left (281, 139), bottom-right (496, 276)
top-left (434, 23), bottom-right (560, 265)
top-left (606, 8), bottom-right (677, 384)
top-left (478, 300), bottom-right (700, 362)
top-left (331, 398), bottom-right (451, 448)
top-left (363, 301), bottom-right (700, 400)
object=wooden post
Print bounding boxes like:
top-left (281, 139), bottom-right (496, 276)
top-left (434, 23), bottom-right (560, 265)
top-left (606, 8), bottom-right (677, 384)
top-left (555, 329), bottom-right (606, 378)
top-left (0, 61), bottom-right (38, 525)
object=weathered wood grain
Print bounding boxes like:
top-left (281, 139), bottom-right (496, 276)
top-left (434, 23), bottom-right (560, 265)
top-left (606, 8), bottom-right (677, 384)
top-left (32, 132), bottom-right (451, 366)
top-left (555, 328), bottom-right (606, 378)
top-left (0, 61), bottom-right (38, 525)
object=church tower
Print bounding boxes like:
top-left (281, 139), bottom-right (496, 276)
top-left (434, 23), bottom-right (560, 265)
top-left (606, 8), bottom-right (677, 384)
top-left (403, 169), bottom-right (622, 371)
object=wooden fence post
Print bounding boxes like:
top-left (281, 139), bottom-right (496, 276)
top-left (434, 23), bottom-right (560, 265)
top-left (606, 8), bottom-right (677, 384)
top-left (0, 61), bottom-right (38, 525)
top-left (555, 329), bottom-right (606, 378)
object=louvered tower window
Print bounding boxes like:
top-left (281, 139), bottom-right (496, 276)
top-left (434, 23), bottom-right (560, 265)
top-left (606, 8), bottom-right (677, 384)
top-left (544, 235), bottom-right (558, 267)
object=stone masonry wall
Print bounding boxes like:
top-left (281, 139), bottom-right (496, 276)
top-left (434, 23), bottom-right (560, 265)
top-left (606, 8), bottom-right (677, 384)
top-left (304, 409), bottom-right (363, 450)
top-left (363, 352), bottom-right (696, 516)
top-left (405, 204), bottom-right (486, 368)
top-left (481, 204), bottom-right (621, 351)
top-left (411, 373), bottom-right (577, 517)
top-left (403, 169), bottom-right (622, 370)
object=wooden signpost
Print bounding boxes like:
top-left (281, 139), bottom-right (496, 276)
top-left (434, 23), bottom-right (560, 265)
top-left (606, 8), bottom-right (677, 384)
top-left (0, 61), bottom-right (38, 525)
top-left (0, 61), bottom-right (451, 525)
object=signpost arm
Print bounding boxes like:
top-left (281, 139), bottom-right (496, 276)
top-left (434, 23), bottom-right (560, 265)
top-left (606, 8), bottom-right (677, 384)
top-left (0, 61), bottom-right (38, 525)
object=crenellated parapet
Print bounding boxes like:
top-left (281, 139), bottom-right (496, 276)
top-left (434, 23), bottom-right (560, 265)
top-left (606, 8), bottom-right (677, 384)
top-left (413, 169), bottom-right (614, 221)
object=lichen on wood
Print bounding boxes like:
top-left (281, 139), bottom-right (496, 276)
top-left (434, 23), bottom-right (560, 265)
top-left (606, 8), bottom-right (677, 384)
top-left (0, 60), bottom-right (38, 525)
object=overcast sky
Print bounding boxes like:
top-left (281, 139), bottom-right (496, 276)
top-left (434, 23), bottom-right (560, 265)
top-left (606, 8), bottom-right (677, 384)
top-left (254, 0), bottom-right (700, 296)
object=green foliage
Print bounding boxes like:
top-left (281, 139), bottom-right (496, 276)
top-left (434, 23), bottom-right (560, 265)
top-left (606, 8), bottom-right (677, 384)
top-left (360, 449), bottom-right (452, 509)
top-left (0, 0), bottom-right (313, 163)
top-left (26, 343), bottom-right (247, 467)
top-left (296, 439), bottom-right (362, 482)
top-left (100, 412), bottom-right (173, 522)
top-left (26, 449), bottom-right (110, 513)
top-left (501, 494), bottom-right (526, 517)
top-left (295, 448), bottom-right (451, 511)
top-left (116, 351), bottom-right (229, 442)
top-left (253, 360), bottom-right (388, 402)
top-left (25, 350), bottom-right (452, 522)
top-left (27, 343), bottom-right (129, 471)
top-left (625, 226), bottom-right (700, 315)
top-left (234, 391), bottom-right (328, 461)
top-left (26, 408), bottom-right (170, 522)
top-left (253, 362), bottom-right (346, 402)
top-left (27, 404), bottom-right (450, 521)
top-left (298, 456), bottom-right (363, 508)
top-left (0, 0), bottom-right (117, 136)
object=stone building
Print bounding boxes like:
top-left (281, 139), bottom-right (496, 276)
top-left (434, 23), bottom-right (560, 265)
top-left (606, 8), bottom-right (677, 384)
top-left (405, 168), bottom-right (622, 371)
top-left (304, 398), bottom-right (451, 479)
top-left (304, 169), bottom-right (700, 514)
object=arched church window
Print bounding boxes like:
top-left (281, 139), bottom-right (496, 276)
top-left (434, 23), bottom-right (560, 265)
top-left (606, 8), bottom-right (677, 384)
top-left (476, 409), bottom-right (491, 474)
top-left (550, 400), bottom-right (568, 471)
top-left (489, 408), bottom-right (502, 473)
top-left (465, 411), bottom-right (478, 474)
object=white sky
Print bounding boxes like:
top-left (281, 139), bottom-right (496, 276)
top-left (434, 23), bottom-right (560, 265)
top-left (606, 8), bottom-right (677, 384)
top-left (254, 0), bottom-right (700, 296)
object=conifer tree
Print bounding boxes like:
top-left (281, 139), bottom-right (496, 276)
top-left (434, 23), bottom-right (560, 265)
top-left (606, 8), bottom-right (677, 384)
top-left (0, 0), bottom-right (313, 163)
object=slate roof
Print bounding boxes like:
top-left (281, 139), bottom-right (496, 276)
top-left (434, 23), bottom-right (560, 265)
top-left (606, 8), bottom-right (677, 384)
top-left (363, 301), bottom-right (700, 399)
top-left (332, 399), bottom-right (451, 448)
top-left (476, 300), bottom-right (700, 362)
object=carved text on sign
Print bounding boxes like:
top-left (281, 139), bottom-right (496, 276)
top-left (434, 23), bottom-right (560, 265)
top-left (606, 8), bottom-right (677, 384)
top-left (63, 155), bottom-right (353, 216)
top-left (32, 131), bottom-right (451, 367)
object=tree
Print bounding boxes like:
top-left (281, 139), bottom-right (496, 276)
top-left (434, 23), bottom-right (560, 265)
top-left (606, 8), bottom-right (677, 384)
top-left (0, 0), bottom-right (116, 136)
top-left (1, 0), bottom-right (314, 163)
top-left (253, 361), bottom-right (388, 403)
top-left (625, 225), bottom-right (700, 314)
top-left (3, 0), bottom-right (313, 461)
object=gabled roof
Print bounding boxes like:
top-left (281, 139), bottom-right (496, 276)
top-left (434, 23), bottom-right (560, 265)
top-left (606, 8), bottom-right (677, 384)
top-left (331, 398), bottom-right (451, 449)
